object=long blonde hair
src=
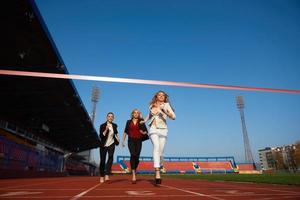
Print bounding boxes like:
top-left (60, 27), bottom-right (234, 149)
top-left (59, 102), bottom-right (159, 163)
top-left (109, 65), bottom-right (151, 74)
top-left (149, 90), bottom-right (170, 108)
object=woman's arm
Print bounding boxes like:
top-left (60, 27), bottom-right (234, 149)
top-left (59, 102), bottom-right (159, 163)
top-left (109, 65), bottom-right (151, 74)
top-left (121, 132), bottom-right (127, 147)
top-left (140, 113), bottom-right (150, 124)
top-left (116, 133), bottom-right (120, 142)
top-left (99, 124), bottom-right (109, 138)
top-left (164, 103), bottom-right (176, 120)
top-left (139, 121), bottom-right (148, 135)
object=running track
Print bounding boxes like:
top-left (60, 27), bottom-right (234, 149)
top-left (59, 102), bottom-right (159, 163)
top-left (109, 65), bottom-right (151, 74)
top-left (0, 175), bottom-right (300, 200)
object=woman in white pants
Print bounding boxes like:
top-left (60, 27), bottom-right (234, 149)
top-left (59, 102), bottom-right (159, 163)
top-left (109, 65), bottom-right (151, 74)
top-left (143, 91), bottom-right (175, 184)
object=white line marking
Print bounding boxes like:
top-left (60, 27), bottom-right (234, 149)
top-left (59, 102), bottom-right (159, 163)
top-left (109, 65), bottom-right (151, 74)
top-left (214, 194), bottom-right (300, 196)
top-left (95, 188), bottom-right (171, 190)
top-left (0, 178), bottom-right (74, 189)
top-left (126, 190), bottom-right (155, 196)
top-left (161, 184), bottom-right (225, 200)
top-left (69, 183), bottom-right (102, 200)
top-left (0, 191), bottom-right (43, 197)
top-left (0, 195), bottom-right (196, 198)
top-left (214, 186), bottom-right (300, 195)
top-left (264, 188), bottom-right (300, 194)
top-left (1, 189), bottom-right (85, 191)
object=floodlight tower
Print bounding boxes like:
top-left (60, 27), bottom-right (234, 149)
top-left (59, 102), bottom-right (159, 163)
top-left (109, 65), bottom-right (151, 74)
top-left (78, 86), bottom-right (100, 164)
top-left (89, 86), bottom-right (100, 164)
top-left (91, 86), bottom-right (100, 124)
top-left (236, 96), bottom-right (255, 164)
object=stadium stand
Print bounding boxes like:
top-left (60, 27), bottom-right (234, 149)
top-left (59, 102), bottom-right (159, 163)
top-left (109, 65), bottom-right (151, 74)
top-left (111, 163), bottom-right (126, 174)
top-left (237, 163), bottom-right (256, 170)
top-left (116, 156), bottom-right (237, 174)
top-left (197, 161), bottom-right (234, 173)
top-left (0, 135), bottom-right (65, 178)
top-left (163, 162), bottom-right (196, 174)
top-left (122, 160), bottom-right (156, 174)
top-left (138, 161), bottom-right (155, 173)
top-left (0, 0), bottom-right (99, 178)
top-left (65, 160), bottom-right (89, 176)
top-left (236, 163), bottom-right (261, 174)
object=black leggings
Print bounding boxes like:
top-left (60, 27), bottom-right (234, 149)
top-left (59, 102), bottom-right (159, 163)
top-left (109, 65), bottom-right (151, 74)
top-left (128, 138), bottom-right (142, 170)
top-left (99, 144), bottom-right (115, 176)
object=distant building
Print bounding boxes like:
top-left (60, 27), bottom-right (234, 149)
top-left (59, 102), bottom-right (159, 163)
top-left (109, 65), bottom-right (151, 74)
top-left (258, 141), bottom-right (299, 172)
top-left (293, 141), bottom-right (300, 168)
top-left (258, 147), bottom-right (275, 170)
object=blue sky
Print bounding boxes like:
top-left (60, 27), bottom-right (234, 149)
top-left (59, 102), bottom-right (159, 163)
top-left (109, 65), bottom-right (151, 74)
top-left (35, 0), bottom-right (300, 163)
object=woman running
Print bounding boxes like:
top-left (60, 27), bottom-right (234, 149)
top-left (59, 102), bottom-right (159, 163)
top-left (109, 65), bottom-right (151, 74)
top-left (121, 109), bottom-right (148, 184)
top-left (99, 112), bottom-right (120, 183)
top-left (143, 91), bottom-right (175, 184)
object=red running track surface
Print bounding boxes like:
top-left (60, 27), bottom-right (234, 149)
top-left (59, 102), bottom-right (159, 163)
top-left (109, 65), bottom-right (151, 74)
top-left (0, 175), bottom-right (300, 200)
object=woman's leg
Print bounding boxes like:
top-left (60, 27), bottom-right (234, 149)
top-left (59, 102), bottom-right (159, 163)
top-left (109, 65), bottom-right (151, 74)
top-left (150, 133), bottom-right (162, 183)
top-left (135, 140), bottom-right (142, 169)
top-left (99, 147), bottom-right (107, 182)
top-left (105, 144), bottom-right (115, 179)
top-left (158, 136), bottom-right (167, 168)
top-left (133, 140), bottom-right (142, 183)
top-left (128, 139), bottom-right (137, 170)
top-left (150, 134), bottom-right (160, 168)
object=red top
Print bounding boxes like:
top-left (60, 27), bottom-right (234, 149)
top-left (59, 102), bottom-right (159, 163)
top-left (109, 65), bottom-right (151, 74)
top-left (129, 121), bottom-right (142, 139)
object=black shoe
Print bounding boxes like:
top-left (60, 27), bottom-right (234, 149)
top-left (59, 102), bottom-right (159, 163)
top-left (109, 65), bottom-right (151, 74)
top-left (155, 178), bottom-right (162, 185)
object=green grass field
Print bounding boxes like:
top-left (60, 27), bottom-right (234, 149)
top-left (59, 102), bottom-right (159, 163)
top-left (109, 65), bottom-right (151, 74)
top-left (163, 173), bottom-right (300, 185)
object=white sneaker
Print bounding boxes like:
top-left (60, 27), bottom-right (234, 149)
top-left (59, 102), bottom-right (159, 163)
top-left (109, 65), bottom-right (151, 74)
top-left (105, 175), bottom-right (110, 181)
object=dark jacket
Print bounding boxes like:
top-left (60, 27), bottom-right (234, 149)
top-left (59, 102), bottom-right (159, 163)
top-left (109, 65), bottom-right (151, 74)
top-left (99, 122), bottom-right (119, 147)
top-left (124, 119), bottom-right (149, 142)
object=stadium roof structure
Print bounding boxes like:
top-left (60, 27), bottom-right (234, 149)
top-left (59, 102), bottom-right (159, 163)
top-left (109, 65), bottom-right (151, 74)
top-left (0, 0), bottom-right (100, 152)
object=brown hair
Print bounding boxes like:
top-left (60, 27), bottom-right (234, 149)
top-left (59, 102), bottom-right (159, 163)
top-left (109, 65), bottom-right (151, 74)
top-left (149, 90), bottom-right (169, 107)
top-left (107, 112), bottom-right (114, 116)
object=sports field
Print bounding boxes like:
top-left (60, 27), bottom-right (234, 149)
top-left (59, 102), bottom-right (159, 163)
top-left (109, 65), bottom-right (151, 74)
top-left (164, 173), bottom-right (300, 185)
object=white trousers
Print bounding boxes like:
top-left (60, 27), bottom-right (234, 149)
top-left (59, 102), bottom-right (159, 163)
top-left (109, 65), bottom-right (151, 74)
top-left (149, 128), bottom-right (168, 168)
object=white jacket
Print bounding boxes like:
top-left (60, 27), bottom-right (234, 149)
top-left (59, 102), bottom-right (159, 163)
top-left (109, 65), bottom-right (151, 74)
top-left (148, 102), bottom-right (176, 129)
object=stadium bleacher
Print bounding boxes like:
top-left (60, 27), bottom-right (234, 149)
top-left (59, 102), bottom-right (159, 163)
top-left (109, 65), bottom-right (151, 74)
top-left (236, 163), bottom-right (261, 174)
top-left (111, 163), bottom-right (126, 174)
top-left (65, 159), bottom-right (89, 175)
top-left (116, 156), bottom-right (237, 174)
top-left (0, 0), bottom-right (99, 178)
top-left (163, 162), bottom-right (196, 174)
top-left (138, 161), bottom-right (154, 173)
top-left (123, 160), bottom-right (154, 174)
top-left (197, 161), bottom-right (234, 173)
top-left (0, 135), bottom-right (64, 170)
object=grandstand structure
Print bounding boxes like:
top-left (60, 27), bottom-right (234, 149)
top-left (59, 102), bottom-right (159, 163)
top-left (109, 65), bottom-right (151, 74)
top-left (0, 0), bottom-right (99, 178)
top-left (113, 156), bottom-right (237, 174)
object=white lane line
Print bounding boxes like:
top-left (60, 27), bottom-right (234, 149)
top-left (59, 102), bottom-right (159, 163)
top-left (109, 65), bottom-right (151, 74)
top-left (1, 179), bottom-right (74, 189)
top-left (1, 189), bottom-right (85, 191)
top-left (0, 194), bottom-right (213, 198)
top-left (0, 196), bottom-right (71, 199)
top-left (213, 194), bottom-right (300, 196)
top-left (0, 191), bottom-right (43, 197)
top-left (161, 184), bottom-right (225, 200)
top-left (69, 183), bottom-right (102, 200)
top-left (95, 188), bottom-right (171, 190)
top-left (263, 188), bottom-right (300, 194)
top-left (215, 186), bottom-right (300, 195)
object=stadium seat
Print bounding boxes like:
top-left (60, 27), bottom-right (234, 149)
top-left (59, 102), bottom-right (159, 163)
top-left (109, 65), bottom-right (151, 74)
top-left (197, 161), bottom-right (234, 173)
top-left (163, 161), bottom-right (196, 174)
